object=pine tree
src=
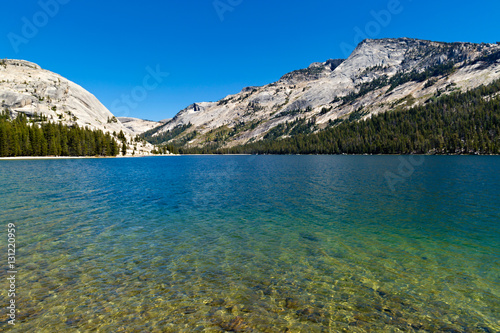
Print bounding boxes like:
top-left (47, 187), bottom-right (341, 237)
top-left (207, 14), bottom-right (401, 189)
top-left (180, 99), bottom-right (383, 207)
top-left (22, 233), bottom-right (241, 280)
top-left (121, 142), bottom-right (127, 156)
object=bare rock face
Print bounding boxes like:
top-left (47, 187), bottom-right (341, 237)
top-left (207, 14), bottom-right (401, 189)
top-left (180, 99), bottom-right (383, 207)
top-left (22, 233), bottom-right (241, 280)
top-left (0, 59), bottom-right (155, 155)
top-left (118, 117), bottom-right (161, 135)
top-left (151, 38), bottom-right (500, 148)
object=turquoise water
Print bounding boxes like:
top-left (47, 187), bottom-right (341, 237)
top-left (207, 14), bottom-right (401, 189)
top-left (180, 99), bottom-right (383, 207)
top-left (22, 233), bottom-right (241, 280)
top-left (1, 156), bottom-right (499, 332)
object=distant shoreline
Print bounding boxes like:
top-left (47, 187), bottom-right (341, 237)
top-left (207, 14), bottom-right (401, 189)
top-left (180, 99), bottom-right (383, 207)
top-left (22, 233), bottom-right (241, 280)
top-left (0, 155), bottom-right (175, 160)
top-left (1, 154), bottom-right (498, 161)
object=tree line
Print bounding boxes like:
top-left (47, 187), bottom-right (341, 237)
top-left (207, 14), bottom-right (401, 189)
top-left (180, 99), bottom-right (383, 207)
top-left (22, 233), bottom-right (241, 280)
top-left (0, 111), bottom-right (120, 157)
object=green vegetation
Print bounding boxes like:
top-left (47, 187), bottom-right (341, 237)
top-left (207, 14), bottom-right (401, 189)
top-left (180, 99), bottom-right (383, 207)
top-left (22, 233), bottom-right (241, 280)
top-left (273, 108), bottom-right (306, 119)
top-left (264, 117), bottom-right (317, 140)
top-left (174, 130), bottom-right (198, 146)
top-left (203, 126), bottom-right (232, 143)
top-left (334, 62), bottom-right (457, 107)
top-left (141, 123), bottom-right (194, 153)
top-left (348, 107), bottom-right (370, 122)
top-left (0, 111), bottom-right (119, 157)
top-left (340, 75), bottom-right (389, 105)
top-left (141, 123), bottom-right (193, 145)
top-left (229, 119), bottom-right (261, 135)
top-left (142, 119), bottom-right (265, 150)
top-left (234, 92), bottom-right (253, 103)
top-left (281, 66), bottom-right (325, 80)
top-left (424, 78), bottom-right (438, 88)
top-left (469, 50), bottom-right (500, 67)
top-left (180, 80), bottom-right (500, 155)
top-left (218, 97), bottom-right (234, 106)
top-left (151, 144), bottom-right (179, 155)
top-left (246, 102), bottom-right (264, 114)
top-left (115, 130), bottom-right (128, 156)
top-left (336, 61), bottom-right (457, 107)
top-left (387, 62), bottom-right (456, 92)
top-left (121, 142), bottom-right (127, 156)
top-left (319, 106), bottom-right (332, 115)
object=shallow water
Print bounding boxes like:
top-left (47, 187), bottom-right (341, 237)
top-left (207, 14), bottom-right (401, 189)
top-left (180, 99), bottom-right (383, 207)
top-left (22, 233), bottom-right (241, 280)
top-left (1, 156), bottom-right (499, 332)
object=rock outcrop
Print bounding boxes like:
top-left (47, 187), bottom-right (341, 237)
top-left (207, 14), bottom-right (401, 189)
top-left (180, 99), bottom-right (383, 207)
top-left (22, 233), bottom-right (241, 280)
top-left (118, 117), bottom-right (161, 135)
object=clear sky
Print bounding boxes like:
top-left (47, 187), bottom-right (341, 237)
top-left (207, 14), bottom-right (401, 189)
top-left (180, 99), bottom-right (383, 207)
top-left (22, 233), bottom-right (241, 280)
top-left (1, 0), bottom-right (499, 121)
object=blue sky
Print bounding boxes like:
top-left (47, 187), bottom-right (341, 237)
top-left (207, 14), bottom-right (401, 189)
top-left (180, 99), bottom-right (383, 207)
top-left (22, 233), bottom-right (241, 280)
top-left (1, 0), bottom-right (499, 121)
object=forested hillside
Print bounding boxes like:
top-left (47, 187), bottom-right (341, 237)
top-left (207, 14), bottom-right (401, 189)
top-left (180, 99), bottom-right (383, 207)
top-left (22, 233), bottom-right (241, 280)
top-left (179, 80), bottom-right (500, 155)
top-left (0, 112), bottom-right (120, 157)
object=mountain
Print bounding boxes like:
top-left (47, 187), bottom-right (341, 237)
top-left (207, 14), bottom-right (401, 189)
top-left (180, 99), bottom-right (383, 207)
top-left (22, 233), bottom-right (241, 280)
top-left (145, 38), bottom-right (500, 149)
top-left (117, 117), bottom-right (161, 134)
top-left (0, 59), bottom-right (154, 155)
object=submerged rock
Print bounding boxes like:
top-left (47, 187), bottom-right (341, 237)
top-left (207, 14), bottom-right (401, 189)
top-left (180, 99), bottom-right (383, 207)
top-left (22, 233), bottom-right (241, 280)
top-left (300, 233), bottom-right (320, 242)
top-left (181, 307), bottom-right (197, 314)
top-left (284, 297), bottom-right (300, 309)
top-left (220, 316), bottom-right (247, 332)
top-left (209, 299), bottom-right (226, 307)
top-left (296, 307), bottom-right (329, 324)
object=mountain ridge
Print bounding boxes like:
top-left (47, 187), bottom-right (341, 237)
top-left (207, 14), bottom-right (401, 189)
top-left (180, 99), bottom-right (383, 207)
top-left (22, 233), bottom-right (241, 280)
top-left (145, 38), bottom-right (500, 149)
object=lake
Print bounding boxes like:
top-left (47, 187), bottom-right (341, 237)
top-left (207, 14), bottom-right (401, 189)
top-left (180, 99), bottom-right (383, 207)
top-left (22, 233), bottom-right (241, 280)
top-left (1, 156), bottom-right (499, 332)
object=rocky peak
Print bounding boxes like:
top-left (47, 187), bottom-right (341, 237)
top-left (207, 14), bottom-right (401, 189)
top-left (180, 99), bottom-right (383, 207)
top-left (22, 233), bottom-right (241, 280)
top-left (2, 59), bottom-right (41, 70)
top-left (280, 60), bottom-right (340, 84)
top-left (241, 86), bottom-right (260, 93)
top-left (352, 38), bottom-right (499, 72)
top-left (325, 59), bottom-right (344, 71)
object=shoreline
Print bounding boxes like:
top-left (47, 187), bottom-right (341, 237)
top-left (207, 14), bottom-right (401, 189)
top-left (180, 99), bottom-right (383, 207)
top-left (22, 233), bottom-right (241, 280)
top-left (1, 153), bottom-right (498, 160)
top-left (0, 155), bottom-right (177, 160)
top-left (0, 156), bottom-right (121, 160)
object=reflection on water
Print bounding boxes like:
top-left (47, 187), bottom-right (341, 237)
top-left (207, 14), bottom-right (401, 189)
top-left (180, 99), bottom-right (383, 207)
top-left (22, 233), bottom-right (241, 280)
top-left (1, 156), bottom-right (499, 332)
